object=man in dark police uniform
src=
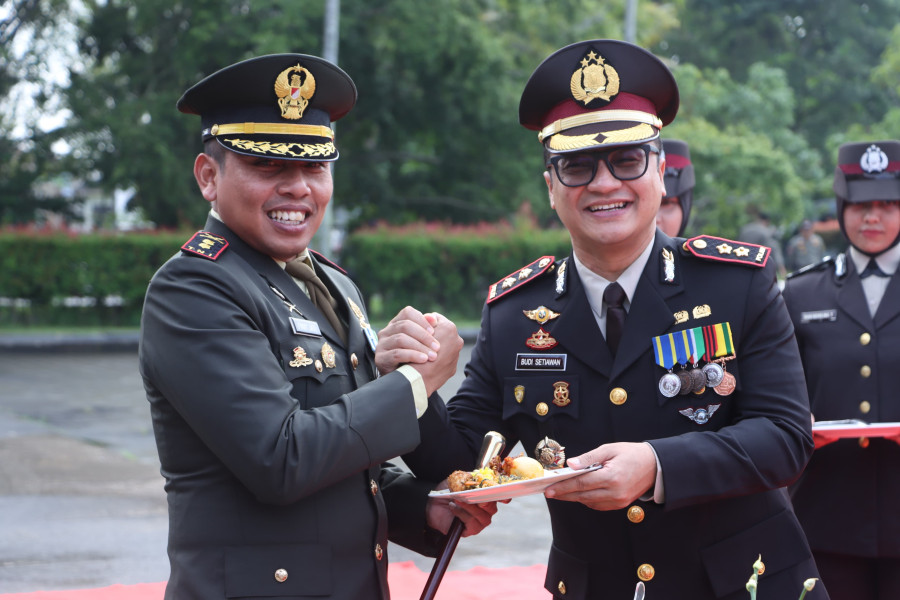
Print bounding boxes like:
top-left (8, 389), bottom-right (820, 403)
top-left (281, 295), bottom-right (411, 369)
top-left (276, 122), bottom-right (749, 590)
top-left (139, 53), bottom-right (495, 600)
top-left (784, 140), bottom-right (900, 600)
top-left (402, 40), bottom-right (825, 599)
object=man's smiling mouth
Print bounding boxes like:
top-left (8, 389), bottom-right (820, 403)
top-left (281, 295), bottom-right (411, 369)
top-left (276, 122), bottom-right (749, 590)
top-left (268, 210), bottom-right (307, 225)
top-left (588, 202), bottom-right (627, 212)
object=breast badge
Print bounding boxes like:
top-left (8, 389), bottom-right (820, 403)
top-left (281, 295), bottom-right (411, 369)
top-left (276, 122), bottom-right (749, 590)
top-left (526, 328), bottom-right (558, 350)
top-left (552, 381), bottom-right (571, 407)
top-left (679, 404), bottom-right (721, 425)
top-left (289, 346), bottom-right (314, 368)
top-left (523, 306), bottom-right (560, 325)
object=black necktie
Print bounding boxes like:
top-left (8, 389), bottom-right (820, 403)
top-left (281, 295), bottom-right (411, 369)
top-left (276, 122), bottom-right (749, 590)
top-left (285, 258), bottom-right (348, 344)
top-left (860, 259), bottom-right (889, 279)
top-left (604, 282), bottom-right (627, 354)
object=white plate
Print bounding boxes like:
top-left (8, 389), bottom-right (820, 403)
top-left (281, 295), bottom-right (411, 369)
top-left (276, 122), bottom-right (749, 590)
top-left (812, 420), bottom-right (900, 440)
top-left (428, 464), bottom-right (603, 503)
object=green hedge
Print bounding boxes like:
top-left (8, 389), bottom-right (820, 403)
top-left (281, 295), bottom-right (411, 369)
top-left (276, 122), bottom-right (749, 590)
top-left (0, 225), bottom-right (573, 327)
top-left (0, 231), bottom-right (186, 327)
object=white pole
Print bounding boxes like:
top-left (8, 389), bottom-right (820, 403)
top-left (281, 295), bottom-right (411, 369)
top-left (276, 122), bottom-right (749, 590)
top-left (624, 0), bottom-right (637, 44)
top-left (318, 0), bottom-right (340, 254)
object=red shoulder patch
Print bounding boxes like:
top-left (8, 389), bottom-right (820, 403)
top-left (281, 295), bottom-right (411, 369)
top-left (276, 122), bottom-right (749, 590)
top-left (181, 231), bottom-right (229, 260)
top-left (486, 256), bottom-right (555, 304)
top-left (682, 235), bottom-right (769, 268)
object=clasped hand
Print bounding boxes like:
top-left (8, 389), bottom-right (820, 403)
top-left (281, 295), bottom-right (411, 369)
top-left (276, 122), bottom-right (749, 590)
top-left (374, 307), bottom-right (463, 397)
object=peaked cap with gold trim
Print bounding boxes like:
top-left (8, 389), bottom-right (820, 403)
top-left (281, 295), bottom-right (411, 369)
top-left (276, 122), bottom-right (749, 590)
top-left (519, 40), bottom-right (678, 154)
top-left (177, 54), bottom-right (357, 161)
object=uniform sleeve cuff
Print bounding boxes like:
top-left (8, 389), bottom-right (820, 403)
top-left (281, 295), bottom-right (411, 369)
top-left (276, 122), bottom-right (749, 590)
top-left (396, 365), bottom-right (428, 418)
top-left (638, 441), bottom-right (665, 503)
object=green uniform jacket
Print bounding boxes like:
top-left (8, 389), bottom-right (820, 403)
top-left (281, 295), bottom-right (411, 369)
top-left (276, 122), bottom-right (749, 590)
top-left (140, 217), bottom-right (438, 600)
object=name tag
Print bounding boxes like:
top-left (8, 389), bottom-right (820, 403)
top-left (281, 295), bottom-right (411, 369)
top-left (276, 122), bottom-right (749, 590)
top-left (290, 317), bottom-right (323, 337)
top-left (800, 309), bottom-right (837, 324)
top-left (515, 353), bottom-right (567, 371)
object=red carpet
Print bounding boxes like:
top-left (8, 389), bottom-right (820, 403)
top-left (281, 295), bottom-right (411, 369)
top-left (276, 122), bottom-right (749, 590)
top-left (0, 562), bottom-right (551, 600)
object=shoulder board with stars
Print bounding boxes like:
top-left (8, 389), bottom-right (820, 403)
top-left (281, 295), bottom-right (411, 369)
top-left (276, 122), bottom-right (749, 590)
top-left (681, 235), bottom-right (770, 268)
top-left (181, 231), bottom-right (229, 260)
top-left (310, 249), bottom-right (347, 274)
top-left (786, 255), bottom-right (835, 280)
top-left (487, 256), bottom-right (555, 304)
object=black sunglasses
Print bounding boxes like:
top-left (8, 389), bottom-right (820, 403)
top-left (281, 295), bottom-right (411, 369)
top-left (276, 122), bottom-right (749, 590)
top-left (548, 145), bottom-right (660, 187)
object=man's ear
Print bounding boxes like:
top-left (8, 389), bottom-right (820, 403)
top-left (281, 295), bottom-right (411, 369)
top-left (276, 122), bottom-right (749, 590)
top-left (193, 153), bottom-right (220, 203)
top-left (543, 170), bottom-right (556, 210)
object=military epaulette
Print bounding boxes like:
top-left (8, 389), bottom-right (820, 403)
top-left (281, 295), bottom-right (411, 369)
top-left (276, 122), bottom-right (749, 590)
top-left (487, 256), bottom-right (555, 304)
top-left (681, 235), bottom-right (770, 268)
top-left (310, 249), bottom-right (347, 274)
top-left (181, 231), bottom-right (229, 260)
top-left (786, 255), bottom-right (835, 280)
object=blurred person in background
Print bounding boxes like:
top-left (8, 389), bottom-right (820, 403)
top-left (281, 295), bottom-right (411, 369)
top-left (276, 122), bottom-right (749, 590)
top-left (656, 138), bottom-right (694, 237)
top-left (785, 219), bottom-right (827, 272)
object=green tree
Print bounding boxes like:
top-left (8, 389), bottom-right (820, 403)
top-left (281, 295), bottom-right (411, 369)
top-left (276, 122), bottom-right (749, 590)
top-left (658, 0), bottom-right (900, 153)
top-left (0, 0), bottom-right (78, 225)
top-left (664, 62), bottom-right (822, 238)
top-left (56, 0), bottom-right (681, 230)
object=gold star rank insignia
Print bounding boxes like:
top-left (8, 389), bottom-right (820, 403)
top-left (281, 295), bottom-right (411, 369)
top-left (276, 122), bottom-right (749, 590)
top-left (682, 235), bottom-right (771, 268)
top-left (487, 256), bottom-right (556, 304)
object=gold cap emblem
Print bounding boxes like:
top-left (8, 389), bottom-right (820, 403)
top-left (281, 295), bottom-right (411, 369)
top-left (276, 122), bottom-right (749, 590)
top-left (570, 50), bottom-right (620, 106)
top-left (274, 64), bottom-right (316, 120)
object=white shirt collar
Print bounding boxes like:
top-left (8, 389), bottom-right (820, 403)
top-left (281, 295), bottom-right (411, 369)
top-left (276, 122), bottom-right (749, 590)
top-left (573, 237), bottom-right (655, 310)
top-left (849, 244), bottom-right (900, 276)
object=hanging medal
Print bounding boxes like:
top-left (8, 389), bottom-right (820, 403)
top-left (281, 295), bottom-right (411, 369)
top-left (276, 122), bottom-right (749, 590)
top-left (670, 329), bottom-right (694, 396)
top-left (686, 327), bottom-right (708, 393)
top-left (703, 322), bottom-right (736, 396)
top-left (653, 332), bottom-right (682, 397)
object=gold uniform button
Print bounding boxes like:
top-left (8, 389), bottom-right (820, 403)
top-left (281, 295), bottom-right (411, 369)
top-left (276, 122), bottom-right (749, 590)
top-left (692, 239), bottom-right (708, 249)
top-left (315, 359), bottom-right (323, 373)
top-left (860, 401), bottom-right (871, 414)
top-left (860, 332), bottom-right (871, 346)
top-left (609, 387), bottom-right (627, 405)
top-left (627, 505), bottom-right (645, 523)
top-left (375, 543), bottom-right (384, 561)
top-left (557, 580), bottom-right (567, 595)
top-left (274, 568), bottom-right (288, 583)
top-left (351, 353), bottom-right (359, 369)
top-left (536, 402), bottom-right (549, 416)
top-left (859, 437), bottom-right (870, 449)
top-left (370, 479), bottom-right (378, 495)
top-left (637, 563), bottom-right (655, 582)
top-left (861, 365), bottom-right (872, 378)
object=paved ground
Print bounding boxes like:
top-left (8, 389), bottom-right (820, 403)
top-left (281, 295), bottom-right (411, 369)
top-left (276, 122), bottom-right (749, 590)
top-left (0, 338), bottom-right (552, 593)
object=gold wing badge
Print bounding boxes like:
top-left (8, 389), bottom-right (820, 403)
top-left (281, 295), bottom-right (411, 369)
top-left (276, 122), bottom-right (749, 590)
top-left (570, 50), bottom-right (620, 106)
top-left (274, 64), bottom-right (316, 120)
